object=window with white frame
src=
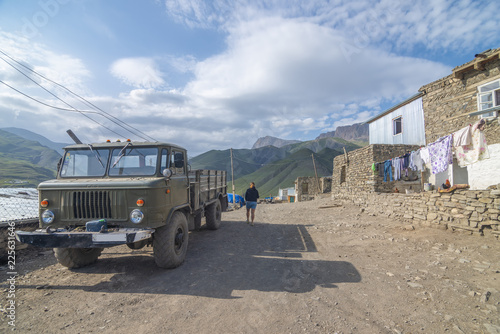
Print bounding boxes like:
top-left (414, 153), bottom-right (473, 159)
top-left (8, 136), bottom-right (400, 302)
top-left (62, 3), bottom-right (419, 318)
top-left (477, 79), bottom-right (500, 118)
top-left (393, 116), bottom-right (402, 135)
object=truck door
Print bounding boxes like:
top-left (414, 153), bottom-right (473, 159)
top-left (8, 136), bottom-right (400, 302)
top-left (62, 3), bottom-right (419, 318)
top-left (169, 150), bottom-right (189, 207)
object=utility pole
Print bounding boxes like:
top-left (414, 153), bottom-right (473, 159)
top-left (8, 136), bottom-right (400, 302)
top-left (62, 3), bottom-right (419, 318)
top-left (311, 153), bottom-right (321, 194)
top-left (230, 148), bottom-right (236, 208)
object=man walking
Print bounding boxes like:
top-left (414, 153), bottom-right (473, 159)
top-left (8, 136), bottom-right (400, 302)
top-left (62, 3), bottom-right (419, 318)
top-left (245, 182), bottom-right (259, 226)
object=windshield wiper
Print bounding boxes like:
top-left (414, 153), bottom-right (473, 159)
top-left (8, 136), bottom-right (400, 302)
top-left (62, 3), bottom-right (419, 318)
top-left (112, 142), bottom-right (132, 168)
top-left (87, 144), bottom-right (104, 168)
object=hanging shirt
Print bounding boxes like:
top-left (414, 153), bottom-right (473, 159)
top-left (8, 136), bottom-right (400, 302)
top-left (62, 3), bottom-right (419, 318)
top-left (420, 147), bottom-right (430, 165)
top-left (428, 135), bottom-right (453, 174)
top-left (413, 150), bottom-right (425, 171)
top-left (402, 153), bottom-right (410, 169)
top-left (453, 125), bottom-right (472, 147)
top-left (455, 120), bottom-right (490, 167)
top-left (408, 150), bottom-right (422, 171)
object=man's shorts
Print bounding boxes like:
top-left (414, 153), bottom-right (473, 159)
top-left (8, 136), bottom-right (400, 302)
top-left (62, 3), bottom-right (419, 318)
top-left (246, 201), bottom-right (257, 210)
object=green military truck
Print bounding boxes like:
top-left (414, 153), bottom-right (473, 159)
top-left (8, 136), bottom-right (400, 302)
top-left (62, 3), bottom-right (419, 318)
top-left (16, 141), bottom-right (227, 269)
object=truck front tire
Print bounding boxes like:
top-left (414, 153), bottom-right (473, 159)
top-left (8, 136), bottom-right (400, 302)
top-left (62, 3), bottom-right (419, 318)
top-left (153, 211), bottom-right (189, 269)
top-left (206, 199), bottom-right (222, 230)
top-left (53, 248), bottom-right (103, 269)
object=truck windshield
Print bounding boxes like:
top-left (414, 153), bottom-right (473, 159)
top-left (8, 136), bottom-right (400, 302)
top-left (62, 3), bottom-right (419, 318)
top-left (109, 147), bottom-right (158, 176)
top-left (60, 149), bottom-right (110, 177)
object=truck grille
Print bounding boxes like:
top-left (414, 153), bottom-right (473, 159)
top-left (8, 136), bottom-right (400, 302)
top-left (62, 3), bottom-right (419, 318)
top-left (72, 191), bottom-right (112, 219)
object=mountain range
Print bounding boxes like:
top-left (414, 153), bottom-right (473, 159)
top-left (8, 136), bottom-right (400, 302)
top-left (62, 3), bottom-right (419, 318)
top-left (1, 127), bottom-right (68, 153)
top-left (0, 129), bottom-right (62, 187)
top-left (252, 123), bottom-right (368, 149)
top-left (0, 126), bottom-right (367, 193)
top-left (315, 122), bottom-right (369, 142)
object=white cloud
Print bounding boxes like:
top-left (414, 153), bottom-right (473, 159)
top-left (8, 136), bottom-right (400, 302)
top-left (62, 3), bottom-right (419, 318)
top-left (0, 31), bottom-right (90, 91)
top-left (163, 0), bottom-right (498, 53)
top-left (110, 58), bottom-right (165, 89)
top-left (1, 0), bottom-right (499, 156)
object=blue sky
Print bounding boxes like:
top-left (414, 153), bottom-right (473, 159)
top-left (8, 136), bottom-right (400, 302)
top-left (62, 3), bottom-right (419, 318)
top-left (0, 0), bottom-right (498, 156)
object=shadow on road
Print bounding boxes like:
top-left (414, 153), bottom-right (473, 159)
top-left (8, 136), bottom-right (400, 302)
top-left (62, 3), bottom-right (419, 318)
top-left (18, 221), bottom-right (361, 298)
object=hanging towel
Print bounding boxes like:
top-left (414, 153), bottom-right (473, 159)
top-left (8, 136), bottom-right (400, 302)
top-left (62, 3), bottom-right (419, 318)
top-left (428, 135), bottom-right (453, 174)
top-left (453, 125), bottom-right (472, 147)
top-left (455, 120), bottom-right (490, 167)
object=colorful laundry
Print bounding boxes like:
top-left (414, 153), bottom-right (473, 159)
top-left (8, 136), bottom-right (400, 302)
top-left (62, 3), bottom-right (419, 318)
top-left (428, 135), bottom-right (453, 174)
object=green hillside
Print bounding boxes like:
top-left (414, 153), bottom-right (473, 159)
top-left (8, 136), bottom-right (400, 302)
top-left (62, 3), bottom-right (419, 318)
top-left (231, 147), bottom-right (341, 197)
top-left (0, 130), bottom-right (61, 187)
top-left (190, 145), bottom-right (287, 181)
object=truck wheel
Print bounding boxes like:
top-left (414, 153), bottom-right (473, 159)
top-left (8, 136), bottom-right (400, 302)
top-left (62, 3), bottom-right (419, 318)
top-left (153, 212), bottom-right (189, 269)
top-left (53, 248), bottom-right (103, 269)
top-left (206, 199), bottom-right (222, 230)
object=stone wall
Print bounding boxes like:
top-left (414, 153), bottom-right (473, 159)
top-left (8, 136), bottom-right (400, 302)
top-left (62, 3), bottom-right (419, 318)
top-left (295, 176), bottom-right (332, 202)
top-left (421, 49), bottom-right (500, 145)
top-left (332, 187), bottom-right (500, 237)
top-left (332, 144), bottom-right (421, 194)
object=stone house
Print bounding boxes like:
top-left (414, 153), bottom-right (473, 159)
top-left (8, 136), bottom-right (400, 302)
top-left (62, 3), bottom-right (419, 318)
top-left (332, 93), bottom-right (426, 195)
top-left (332, 47), bottom-right (500, 194)
top-left (295, 176), bottom-right (332, 202)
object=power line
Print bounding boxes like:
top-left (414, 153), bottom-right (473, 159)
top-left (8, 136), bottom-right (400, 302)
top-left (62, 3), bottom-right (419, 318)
top-left (0, 49), bottom-right (156, 142)
top-left (0, 78), bottom-right (127, 139)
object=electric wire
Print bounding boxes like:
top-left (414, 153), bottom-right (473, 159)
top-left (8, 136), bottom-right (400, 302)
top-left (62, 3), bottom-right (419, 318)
top-left (0, 78), bottom-right (127, 139)
top-left (0, 51), bottom-right (141, 140)
top-left (0, 49), bottom-right (156, 141)
top-left (0, 54), bottom-right (129, 139)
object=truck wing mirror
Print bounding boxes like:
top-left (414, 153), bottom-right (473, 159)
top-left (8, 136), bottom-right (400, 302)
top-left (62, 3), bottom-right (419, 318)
top-left (162, 169), bottom-right (172, 178)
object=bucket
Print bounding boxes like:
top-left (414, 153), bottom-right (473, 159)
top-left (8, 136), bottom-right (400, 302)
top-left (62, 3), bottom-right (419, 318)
top-left (424, 183), bottom-right (432, 191)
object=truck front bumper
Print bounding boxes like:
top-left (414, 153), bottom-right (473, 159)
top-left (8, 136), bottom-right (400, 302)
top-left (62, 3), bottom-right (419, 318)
top-left (16, 228), bottom-right (154, 248)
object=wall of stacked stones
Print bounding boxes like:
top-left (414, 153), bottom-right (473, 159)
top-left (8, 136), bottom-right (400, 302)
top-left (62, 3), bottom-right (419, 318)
top-left (295, 176), bottom-right (321, 202)
top-left (421, 57), bottom-right (500, 145)
top-left (332, 144), bottom-right (421, 194)
top-left (332, 146), bottom-right (373, 193)
top-left (331, 187), bottom-right (500, 237)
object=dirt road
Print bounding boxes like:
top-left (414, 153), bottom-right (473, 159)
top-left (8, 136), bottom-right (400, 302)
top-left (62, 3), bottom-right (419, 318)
top-left (1, 197), bottom-right (499, 333)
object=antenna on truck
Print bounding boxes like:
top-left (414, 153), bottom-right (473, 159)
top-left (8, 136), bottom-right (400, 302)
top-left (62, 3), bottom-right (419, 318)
top-left (66, 129), bottom-right (83, 144)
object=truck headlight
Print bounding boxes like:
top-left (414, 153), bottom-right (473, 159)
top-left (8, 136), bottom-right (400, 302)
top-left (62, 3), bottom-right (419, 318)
top-left (130, 209), bottom-right (144, 224)
top-left (42, 210), bottom-right (55, 224)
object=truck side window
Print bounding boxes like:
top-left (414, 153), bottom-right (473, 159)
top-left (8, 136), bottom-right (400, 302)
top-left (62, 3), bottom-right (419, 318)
top-left (170, 151), bottom-right (185, 175)
top-left (160, 149), bottom-right (168, 172)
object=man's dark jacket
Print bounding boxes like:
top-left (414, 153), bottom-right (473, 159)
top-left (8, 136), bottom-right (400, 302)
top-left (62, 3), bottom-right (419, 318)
top-left (245, 187), bottom-right (259, 202)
